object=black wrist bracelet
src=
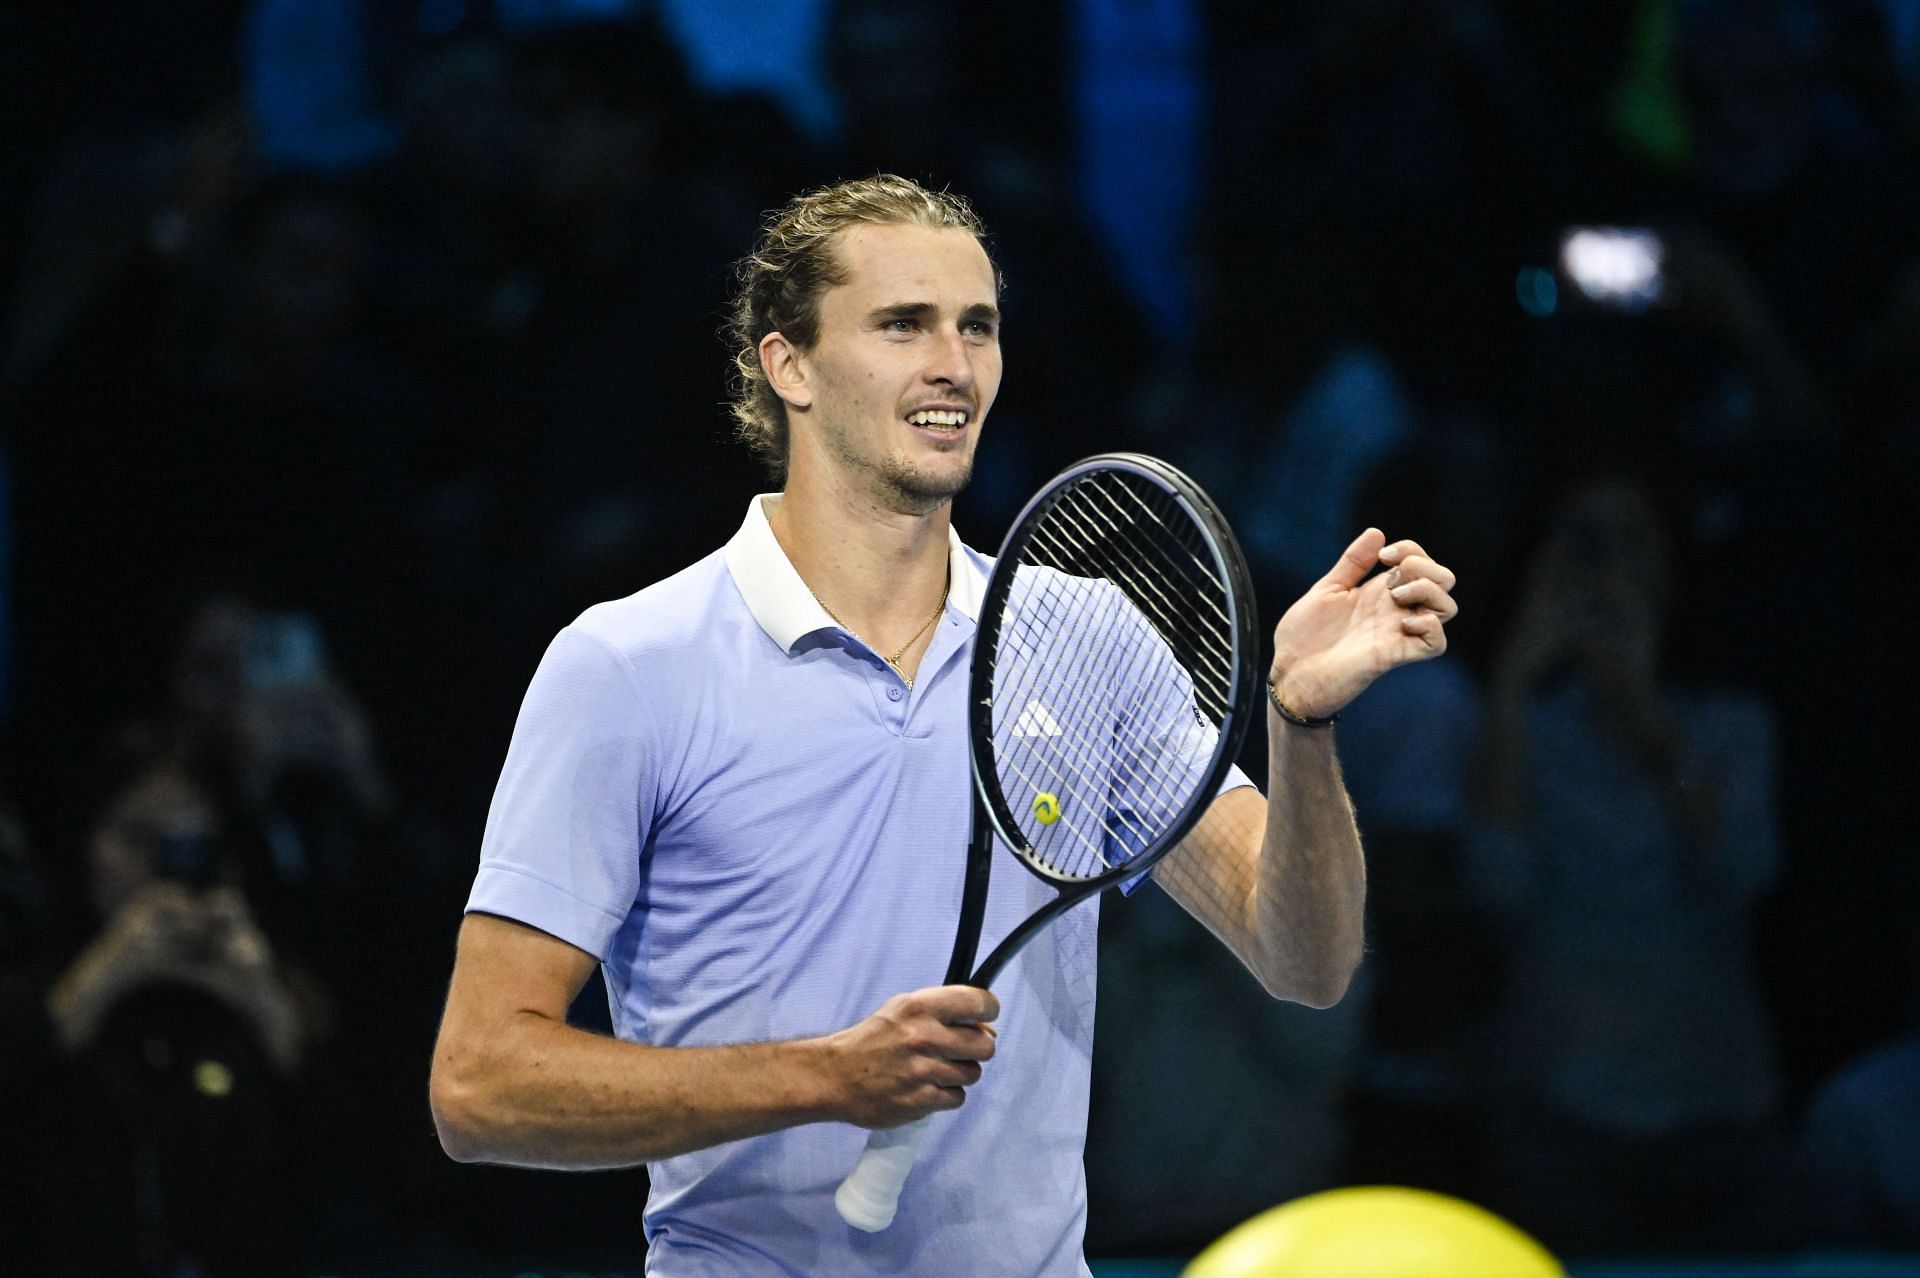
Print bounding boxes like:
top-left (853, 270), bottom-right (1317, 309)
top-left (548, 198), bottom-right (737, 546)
top-left (1267, 677), bottom-right (1338, 729)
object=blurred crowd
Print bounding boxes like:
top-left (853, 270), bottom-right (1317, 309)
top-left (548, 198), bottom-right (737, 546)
top-left (2, 0), bottom-right (1918, 1273)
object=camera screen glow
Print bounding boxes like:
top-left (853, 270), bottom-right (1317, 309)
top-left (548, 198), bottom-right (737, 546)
top-left (1560, 228), bottom-right (1665, 306)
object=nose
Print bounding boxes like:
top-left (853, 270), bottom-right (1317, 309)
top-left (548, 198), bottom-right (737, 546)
top-left (923, 325), bottom-right (975, 391)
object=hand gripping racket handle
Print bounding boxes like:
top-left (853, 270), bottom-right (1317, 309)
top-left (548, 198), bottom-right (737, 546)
top-left (834, 1116), bottom-right (934, 1231)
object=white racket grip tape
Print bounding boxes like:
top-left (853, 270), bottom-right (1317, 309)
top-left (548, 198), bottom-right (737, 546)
top-left (834, 1116), bottom-right (934, 1231)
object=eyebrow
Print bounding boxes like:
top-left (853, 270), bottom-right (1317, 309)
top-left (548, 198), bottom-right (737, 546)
top-left (868, 301), bottom-right (1002, 325)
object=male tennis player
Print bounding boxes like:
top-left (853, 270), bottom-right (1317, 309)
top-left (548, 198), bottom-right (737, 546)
top-left (431, 175), bottom-right (1458, 1275)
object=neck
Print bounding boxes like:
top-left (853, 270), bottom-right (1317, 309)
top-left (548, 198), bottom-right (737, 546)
top-left (767, 460), bottom-right (952, 641)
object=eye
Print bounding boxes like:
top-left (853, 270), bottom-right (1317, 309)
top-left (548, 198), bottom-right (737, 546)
top-left (884, 316), bottom-right (917, 334)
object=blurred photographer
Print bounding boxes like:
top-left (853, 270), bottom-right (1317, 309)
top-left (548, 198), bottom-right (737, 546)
top-left (94, 600), bottom-right (393, 978)
top-left (47, 757), bottom-right (303, 1277)
top-left (60, 754), bottom-right (302, 1070)
top-left (41, 600), bottom-right (404, 1272)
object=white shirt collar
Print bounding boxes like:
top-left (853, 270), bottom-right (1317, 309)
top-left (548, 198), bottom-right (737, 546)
top-left (723, 494), bottom-right (987, 652)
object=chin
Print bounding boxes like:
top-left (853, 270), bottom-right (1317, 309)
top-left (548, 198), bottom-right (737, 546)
top-left (886, 456), bottom-right (974, 508)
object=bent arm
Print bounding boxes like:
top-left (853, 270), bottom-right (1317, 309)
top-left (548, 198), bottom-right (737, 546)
top-left (1151, 711), bottom-right (1366, 1007)
top-left (429, 913), bottom-right (1000, 1169)
top-left (1147, 529), bottom-right (1458, 1005)
top-left (429, 913), bottom-right (838, 1168)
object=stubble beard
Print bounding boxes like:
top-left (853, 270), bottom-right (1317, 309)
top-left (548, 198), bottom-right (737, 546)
top-left (824, 419), bottom-right (975, 515)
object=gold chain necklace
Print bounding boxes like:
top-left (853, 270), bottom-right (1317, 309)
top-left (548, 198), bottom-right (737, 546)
top-left (809, 574), bottom-right (950, 690)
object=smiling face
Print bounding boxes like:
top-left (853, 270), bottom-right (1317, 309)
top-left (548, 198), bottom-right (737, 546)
top-left (777, 222), bottom-right (1001, 512)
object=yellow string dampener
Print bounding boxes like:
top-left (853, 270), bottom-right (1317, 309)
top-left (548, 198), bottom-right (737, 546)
top-left (1032, 792), bottom-right (1061, 825)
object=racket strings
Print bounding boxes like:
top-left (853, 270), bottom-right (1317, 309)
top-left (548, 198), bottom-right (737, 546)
top-left (1081, 478), bottom-right (1236, 632)
top-left (1028, 488), bottom-right (1237, 720)
top-left (1016, 474), bottom-right (1236, 718)
top-left (991, 624), bottom-right (1179, 879)
top-left (985, 470), bottom-right (1240, 881)
top-left (994, 576), bottom-right (1192, 858)
top-left (1013, 525), bottom-right (1233, 811)
top-left (1082, 482), bottom-right (1239, 696)
top-left (1027, 508), bottom-right (1235, 718)
top-left (992, 562), bottom-right (1184, 871)
top-left (1030, 485), bottom-right (1228, 673)
top-left (1040, 481), bottom-right (1236, 693)
top-left (1003, 482), bottom-right (1222, 766)
top-left (991, 576), bottom-right (1219, 880)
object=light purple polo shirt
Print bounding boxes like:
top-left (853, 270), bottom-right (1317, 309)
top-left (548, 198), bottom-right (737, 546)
top-left (468, 495), bottom-right (1249, 1276)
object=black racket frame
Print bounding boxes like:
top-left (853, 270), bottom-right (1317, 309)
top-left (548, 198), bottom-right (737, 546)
top-left (943, 452), bottom-right (1260, 989)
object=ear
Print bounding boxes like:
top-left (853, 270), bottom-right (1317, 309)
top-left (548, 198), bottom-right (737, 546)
top-left (759, 331), bottom-right (812, 411)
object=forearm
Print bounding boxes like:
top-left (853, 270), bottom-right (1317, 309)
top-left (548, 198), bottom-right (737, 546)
top-left (432, 913), bottom-right (997, 1170)
top-left (1155, 711), bottom-right (1368, 1006)
top-left (431, 1014), bottom-right (839, 1169)
top-left (1250, 712), bottom-right (1367, 1006)
top-left (1171, 524), bottom-right (1450, 1001)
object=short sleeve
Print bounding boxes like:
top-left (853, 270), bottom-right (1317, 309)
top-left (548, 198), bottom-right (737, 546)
top-left (1117, 762), bottom-right (1256, 897)
top-left (1105, 600), bottom-right (1256, 894)
top-left (466, 625), bottom-right (658, 961)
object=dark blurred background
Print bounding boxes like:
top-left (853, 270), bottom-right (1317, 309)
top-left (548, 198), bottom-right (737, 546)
top-left (3, 0), bottom-right (1918, 1273)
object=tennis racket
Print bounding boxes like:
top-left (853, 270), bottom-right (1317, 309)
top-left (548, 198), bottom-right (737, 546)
top-left (834, 452), bottom-right (1261, 1231)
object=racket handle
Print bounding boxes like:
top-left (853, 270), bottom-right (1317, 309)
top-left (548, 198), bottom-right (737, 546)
top-left (834, 1116), bottom-right (933, 1232)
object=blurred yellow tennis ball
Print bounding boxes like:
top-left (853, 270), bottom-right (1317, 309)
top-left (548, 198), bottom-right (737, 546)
top-left (1032, 791), bottom-right (1061, 825)
top-left (1181, 1186), bottom-right (1562, 1278)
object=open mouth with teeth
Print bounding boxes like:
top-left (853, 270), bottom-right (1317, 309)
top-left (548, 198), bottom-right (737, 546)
top-left (906, 409), bottom-right (970, 435)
